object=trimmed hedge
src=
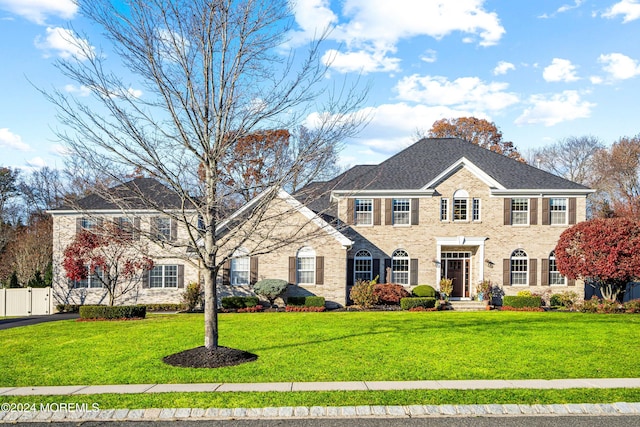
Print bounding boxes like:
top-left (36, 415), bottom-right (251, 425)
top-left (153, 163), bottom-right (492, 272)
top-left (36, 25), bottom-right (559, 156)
top-left (400, 297), bottom-right (437, 310)
top-left (412, 285), bottom-right (436, 298)
top-left (286, 296), bottom-right (326, 307)
top-left (503, 295), bottom-right (542, 308)
top-left (79, 305), bottom-right (147, 320)
top-left (221, 296), bottom-right (260, 309)
top-left (58, 303), bottom-right (181, 313)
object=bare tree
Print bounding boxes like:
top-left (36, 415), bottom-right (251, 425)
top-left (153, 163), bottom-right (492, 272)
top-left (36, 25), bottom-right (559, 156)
top-left (44, 0), bottom-right (367, 352)
top-left (530, 135), bottom-right (603, 185)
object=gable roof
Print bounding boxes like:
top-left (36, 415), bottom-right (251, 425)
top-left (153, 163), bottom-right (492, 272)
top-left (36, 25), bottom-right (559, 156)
top-left (54, 177), bottom-right (193, 212)
top-left (332, 138), bottom-right (590, 191)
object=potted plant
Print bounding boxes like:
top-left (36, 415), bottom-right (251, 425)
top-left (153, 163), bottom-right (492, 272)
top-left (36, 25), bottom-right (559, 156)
top-left (439, 277), bottom-right (453, 302)
top-left (476, 279), bottom-right (493, 303)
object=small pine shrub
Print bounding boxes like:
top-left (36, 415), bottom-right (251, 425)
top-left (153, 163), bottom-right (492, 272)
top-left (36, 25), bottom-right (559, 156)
top-left (550, 294), bottom-right (562, 307)
top-left (374, 284), bottom-right (411, 305)
top-left (253, 279), bottom-right (288, 304)
top-left (400, 297), bottom-right (436, 310)
top-left (181, 282), bottom-right (203, 311)
top-left (503, 295), bottom-right (541, 308)
top-left (412, 285), bottom-right (436, 298)
top-left (79, 305), bottom-right (146, 319)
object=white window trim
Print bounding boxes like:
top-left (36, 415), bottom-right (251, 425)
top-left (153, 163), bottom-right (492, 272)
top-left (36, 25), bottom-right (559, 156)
top-left (511, 198), bottom-right (530, 226)
top-left (149, 265), bottom-right (178, 288)
top-left (354, 199), bottom-right (373, 226)
top-left (510, 249), bottom-right (528, 286)
top-left (472, 198), bottom-right (481, 222)
top-left (354, 250), bottom-right (373, 282)
top-left (74, 266), bottom-right (103, 289)
top-left (230, 248), bottom-right (250, 286)
top-left (549, 251), bottom-right (566, 286)
top-left (391, 249), bottom-right (409, 286)
top-left (297, 246), bottom-right (316, 285)
top-left (453, 190), bottom-right (469, 222)
top-left (440, 198), bottom-right (449, 222)
top-left (392, 198), bottom-right (411, 226)
top-left (157, 217), bottom-right (172, 240)
top-left (549, 198), bottom-right (568, 226)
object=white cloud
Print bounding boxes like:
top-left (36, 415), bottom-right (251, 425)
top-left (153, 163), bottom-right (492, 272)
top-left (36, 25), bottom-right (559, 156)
top-left (64, 84), bottom-right (91, 97)
top-left (25, 157), bottom-right (47, 168)
top-left (0, 0), bottom-right (76, 24)
top-left (0, 128), bottom-right (31, 151)
top-left (602, 0), bottom-right (640, 23)
top-left (395, 75), bottom-right (519, 112)
top-left (291, 0), bottom-right (505, 73)
top-left (50, 144), bottom-right (71, 156)
top-left (543, 58), bottom-right (579, 82)
top-left (493, 61), bottom-right (515, 75)
top-left (339, 103), bottom-right (489, 156)
top-left (127, 88), bottom-right (143, 98)
top-left (34, 27), bottom-right (94, 61)
top-left (539, 0), bottom-right (584, 18)
top-left (515, 90), bottom-right (595, 126)
top-left (598, 52), bottom-right (640, 80)
top-left (420, 49), bottom-right (437, 63)
top-left (321, 48), bottom-right (400, 74)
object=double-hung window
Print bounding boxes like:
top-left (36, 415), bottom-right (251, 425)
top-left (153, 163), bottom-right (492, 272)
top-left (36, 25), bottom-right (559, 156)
top-left (392, 249), bottom-right (409, 285)
top-left (230, 249), bottom-right (250, 285)
top-left (549, 198), bottom-right (567, 225)
top-left (354, 199), bottom-right (373, 225)
top-left (472, 198), bottom-right (481, 221)
top-left (440, 198), bottom-right (449, 221)
top-left (392, 199), bottom-right (410, 225)
top-left (74, 266), bottom-right (103, 288)
top-left (549, 251), bottom-right (565, 285)
top-left (149, 265), bottom-right (178, 288)
top-left (511, 198), bottom-right (529, 225)
top-left (296, 246), bottom-right (316, 284)
top-left (156, 217), bottom-right (172, 240)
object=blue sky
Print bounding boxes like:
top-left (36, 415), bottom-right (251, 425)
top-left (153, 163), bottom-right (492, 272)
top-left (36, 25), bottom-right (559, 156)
top-left (1, 1), bottom-right (640, 171)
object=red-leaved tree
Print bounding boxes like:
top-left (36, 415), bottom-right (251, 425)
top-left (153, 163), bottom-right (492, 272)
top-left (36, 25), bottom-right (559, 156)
top-left (555, 217), bottom-right (640, 301)
top-left (63, 223), bottom-right (153, 305)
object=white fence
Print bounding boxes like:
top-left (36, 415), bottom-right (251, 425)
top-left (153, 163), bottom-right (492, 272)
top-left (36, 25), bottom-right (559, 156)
top-left (0, 287), bottom-right (53, 317)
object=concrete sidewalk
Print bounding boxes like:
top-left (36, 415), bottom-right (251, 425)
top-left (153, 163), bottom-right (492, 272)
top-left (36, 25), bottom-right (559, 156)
top-left (2, 378), bottom-right (640, 396)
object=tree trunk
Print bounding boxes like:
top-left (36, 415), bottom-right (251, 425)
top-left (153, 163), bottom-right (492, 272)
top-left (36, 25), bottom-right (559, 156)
top-left (203, 264), bottom-right (218, 350)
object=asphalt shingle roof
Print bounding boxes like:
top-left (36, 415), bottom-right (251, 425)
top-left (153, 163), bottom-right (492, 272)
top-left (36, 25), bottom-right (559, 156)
top-left (333, 138), bottom-right (590, 191)
top-left (56, 177), bottom-right (191, 211)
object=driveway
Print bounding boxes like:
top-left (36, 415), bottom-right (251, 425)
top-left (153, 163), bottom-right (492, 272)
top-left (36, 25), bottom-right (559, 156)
top-left (0, 312), bottom-right (79, 330)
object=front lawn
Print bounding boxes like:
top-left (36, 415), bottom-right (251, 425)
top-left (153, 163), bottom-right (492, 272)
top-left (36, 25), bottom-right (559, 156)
top-left (1, 311), bottom-right (639, 387)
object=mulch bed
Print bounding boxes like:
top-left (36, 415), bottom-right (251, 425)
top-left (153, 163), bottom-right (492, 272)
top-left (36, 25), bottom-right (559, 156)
top-left (163, 346), bottom-right (258, 368)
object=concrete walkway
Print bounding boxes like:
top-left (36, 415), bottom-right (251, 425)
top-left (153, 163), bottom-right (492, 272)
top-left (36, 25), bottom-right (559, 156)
top-left (2, 379), bottom-right (640, 422)
top-left (2, 378), bottom-right (640, 396)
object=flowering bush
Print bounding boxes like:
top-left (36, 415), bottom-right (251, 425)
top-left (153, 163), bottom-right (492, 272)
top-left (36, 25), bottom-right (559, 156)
top-left (476, 280), bottom-right (493, 300)
top-left (237, 305), bottom-right (264, 313)
top-left (374, 283), bottom-right (411, 305)
top-left (285, 306), bottom-right (325, 312)
top-left (500, 305), bottom-right (544, 312)
top-left (577, 297), bottom-right (624, 314)
top-left (439, 278), bottom-right (453, 298)
top-left (624, 299), bottom-right (640, 313)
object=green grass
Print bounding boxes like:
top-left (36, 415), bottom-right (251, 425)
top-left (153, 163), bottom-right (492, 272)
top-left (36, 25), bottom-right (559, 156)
top-left (2, 311), bottom-right (640, 387)
top-left (2, 388), bottom-right (640, 409)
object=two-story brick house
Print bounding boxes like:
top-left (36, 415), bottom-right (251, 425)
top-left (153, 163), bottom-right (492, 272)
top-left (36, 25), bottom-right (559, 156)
top-left (50, 138), bottom-right (593, 308)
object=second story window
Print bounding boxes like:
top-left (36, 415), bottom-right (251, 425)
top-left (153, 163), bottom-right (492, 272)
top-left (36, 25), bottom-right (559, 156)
top-left (81, 217), bottom-right (98, 231)
top-left (156, 217), bottom-right (172, 240)
top-left (549, 198), bottom-right (567, 225)
top-left (511, 198), bottom-right (529, 225)
top-left (472, 198), bottom-right (481, 221)
top-left (393, 199), bottom-right (410, 225)
top-left (355, 199), bottom-right (373, 225)
top-left (440, 198), bottom-right (449, 221)
top-left (453, 190), bottom-right (469, 221)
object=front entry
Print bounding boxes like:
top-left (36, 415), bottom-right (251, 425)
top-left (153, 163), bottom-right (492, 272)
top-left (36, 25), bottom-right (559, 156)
top-left (444, 258), bottom-right (470, 298)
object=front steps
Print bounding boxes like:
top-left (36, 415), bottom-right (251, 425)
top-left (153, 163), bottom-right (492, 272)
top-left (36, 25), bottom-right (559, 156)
top-left (446, 300), bottom-right (490, 311)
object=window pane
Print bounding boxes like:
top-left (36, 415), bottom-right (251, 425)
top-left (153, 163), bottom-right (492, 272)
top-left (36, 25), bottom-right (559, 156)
top-left (511, 199), bottom-right (528, 225)
top-left (297, 256), bottom-right (315, 284)
top-left (355, 199), bottom-right (372, 225)
top-left (472, 198), bottom-right (481, 221)
top-left (157, 218), bottom-right (171, 239)
top-left (549, 255), bottom-right (566, 285)
top-left (393, 199), bottom-right (410, 225)
top-left (440, 199), bottom-right (448, 221)
top-left (149, 266), bottom-right (164, 288)
top-left (550, 198), bottom-right (567, 225)
top-left (392, 251), bottom-right (409, 285)
top-left (164, 265), bottom-right (177, 288)
top-left (231, 256), bottom-right (250, 285)
top-left (453, 198), bottom-right (467, 221)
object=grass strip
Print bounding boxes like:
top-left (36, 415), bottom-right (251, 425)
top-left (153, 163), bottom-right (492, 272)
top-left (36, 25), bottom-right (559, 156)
top-left (1, 389), bottom-right (640, 409)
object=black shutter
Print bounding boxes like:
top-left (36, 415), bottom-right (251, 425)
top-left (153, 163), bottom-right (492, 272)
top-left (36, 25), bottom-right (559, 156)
top-left (409, 259), bottom-right (418, 286)
top-left (530, 199), bottom-right (538, 225)
top-left (411, 199), bottom-right (419, 225)
top-left (288, 257), bottom-right (296, 284)
top-left (503, 259), bottom-right (510, 286)
top-left (385, 199), bottom-right (392, 225)
top-left (372, 259), bottom-right (380, 282)
top-left (504, 199), bottom-right (511, 225)
top-left (250, 257), bottom-right (259, 285)
top-left (315, 256), bottom-right (324, 285)
top-left (177, 265), bottom-right (185, 288)
top-left (222, 260), bottom-right (230, 286)
top-left (347, 258), bottom-right (354, 287)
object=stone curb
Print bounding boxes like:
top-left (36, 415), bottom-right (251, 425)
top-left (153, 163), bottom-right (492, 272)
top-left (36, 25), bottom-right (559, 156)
top-left (2, 403), bottom-right (640, 422)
